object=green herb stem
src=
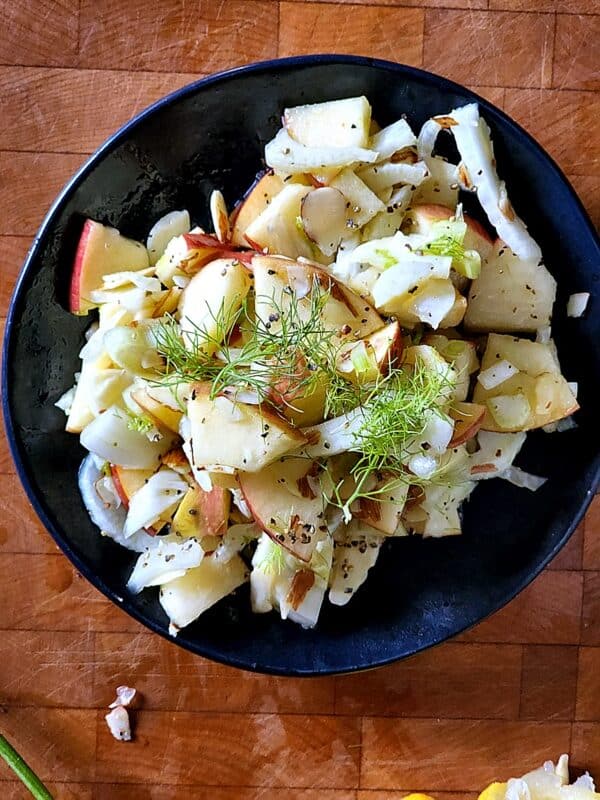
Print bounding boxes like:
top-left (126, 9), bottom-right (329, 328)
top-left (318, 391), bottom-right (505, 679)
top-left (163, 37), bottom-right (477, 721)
top-left (0, 735), bottom-right (54, 800)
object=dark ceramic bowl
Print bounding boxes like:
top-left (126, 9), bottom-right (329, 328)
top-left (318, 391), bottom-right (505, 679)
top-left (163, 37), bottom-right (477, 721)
top-left (3, 55), bottom-right (599, 675)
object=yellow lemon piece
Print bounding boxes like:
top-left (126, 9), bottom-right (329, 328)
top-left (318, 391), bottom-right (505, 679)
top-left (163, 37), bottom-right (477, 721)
top-left (403, 794), bottom-right (437, 800)
top-left (478, 782), bottom-right (508, 800)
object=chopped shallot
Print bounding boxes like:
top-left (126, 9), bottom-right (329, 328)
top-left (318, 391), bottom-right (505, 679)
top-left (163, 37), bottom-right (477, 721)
top-left (105, 705), bottom-right (132, 742)
top-left (109, 685), bottom-right (137, 709)
top-left (567, 292), bottom-right (589, 318)
top-left (477, 360), bottom-right (518, 390)
top-left (499, 465), bottom-right (547, 491)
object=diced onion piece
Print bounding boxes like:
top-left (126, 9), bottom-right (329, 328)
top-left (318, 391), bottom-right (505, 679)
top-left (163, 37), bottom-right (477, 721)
top-left (147, 210), bottom-right (191, 265)
top-left (499, 465), bottom-right (547, 491)
top-left (124, 469), bottom-right (189, 537)
top-left (408, 453), bottom-right (438, 478)
top-left (109, 686), bottom-right (137, 709)
top-left (567, 381), bottom-right (578, 398)
top-left (105, 706), bottom-right (131, 742)
top-left (487, 393), bottom-right (531, 429)
top-left (536, 325), bottom-right (552, 344)
top-left (448, 103), bottom-right (542, 262)
top-left (126, 537), bottom-right (204, 593)
top-left (567, 292), bottom-right (590, 318)
top-left (555, 416), bottom-right (577, 432)
top-left (411, 410), bottom-right (454, 455)
top-left (573, 775), bottom-right (596, 791)
top-left (477, 359), bottom-right (518, 390)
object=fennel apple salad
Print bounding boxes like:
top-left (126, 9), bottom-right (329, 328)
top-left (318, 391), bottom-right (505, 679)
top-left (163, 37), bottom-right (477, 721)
top-left (58, 96), bottom-right (580, 635)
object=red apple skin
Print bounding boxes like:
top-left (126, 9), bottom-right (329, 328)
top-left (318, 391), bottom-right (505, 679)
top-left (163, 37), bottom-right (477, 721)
top-left (181, 232), bottom-right (255, 270)
top-left (449, 402), bottom-right (486, 447)
top-left (110, 464), bottom-right (159, 534)
top-left (110, 464), bottom-right (130, 509)
top-left (69, 219), bottom-right (94, 314)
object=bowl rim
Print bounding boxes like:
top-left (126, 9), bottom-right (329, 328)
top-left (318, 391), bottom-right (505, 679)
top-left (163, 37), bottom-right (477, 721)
top-left (3, 54), bottom-right (600, 676)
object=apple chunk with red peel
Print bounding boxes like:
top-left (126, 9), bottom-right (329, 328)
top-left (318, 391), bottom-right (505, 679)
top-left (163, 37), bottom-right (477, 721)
top-left (464, 241), bottom-right (556, 334)
top-left (230, 171), bottom-right (285, 247)
top-left (171, 484), bottom-right (230, 540)
top-left (336, 321), bottom-right (402, 384)
top-left (70, 219), bottom-right (149, 314)
top-left (239, 458), bottom-right (327, 562)
top-left (449, 402), bottom-right (486, 446)
top-left (188, 383), bottom-right (307, 473)
top-left (405, 203), bottom-right (495, 263)
top-left (473, 333), bottom-right (579, 432)
top-left (179, 257), bottom-right (251, 355)
top-left (110, 465), bottom-right (155, 509)
top-left (244, 183), bottom-right (316, 261)
top-left (155, 232), bottom-right (252, 287)
top-left (251, 255), bottom-right (383, 341)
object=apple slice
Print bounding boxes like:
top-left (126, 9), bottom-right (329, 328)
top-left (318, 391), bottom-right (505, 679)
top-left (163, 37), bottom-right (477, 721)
top-left (405, 203), bottom-right (495, 263)
top-left (188, 384), bottom-right (307, 472)
top-left (336, 321), bottom-right (402, 384)
top-left (239, 458), bottom-right (327, 562)
top-left (70, 219), bottom-right (149, 315)
top-left (171, 484), bottom-right (230, 539)
top-left (449, 402), bottom-right (486, 446)
top-left (230, 171), bottom-right (285, 246)
top-left (154, 232), bottom-right (248, 287)
top-left (179, 257), bottom-right (251, 354)
top-left (244, 183), bottom-right (316, 260)
top-left (110, 465), bottom-right (155, 509)
top-left (284, 96), bottom-right (372, 148)
top-left (464, 242), bottom-right (556, 333)
top-left (473, 334), bottom-right (579, 431)
top-left (159, 554), bottom-right (249, 632)
top-left (329, 520), bottom-right (383, 606)
top-left (353, 477), bottom-right (409, 536)
top-left (329, 168), bottom-right (385, 228)
top-left (251, 256), bottom-right (383, 340)
top-left (300, 187), bottom-right (348, 256)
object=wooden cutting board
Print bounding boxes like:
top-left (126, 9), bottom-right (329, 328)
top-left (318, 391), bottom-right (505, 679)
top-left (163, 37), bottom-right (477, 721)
top-left (0, 1), bottom-right (599, 797)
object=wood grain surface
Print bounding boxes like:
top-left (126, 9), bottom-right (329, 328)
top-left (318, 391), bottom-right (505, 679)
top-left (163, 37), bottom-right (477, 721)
top-left (0, 1), bottom-right (599, 797)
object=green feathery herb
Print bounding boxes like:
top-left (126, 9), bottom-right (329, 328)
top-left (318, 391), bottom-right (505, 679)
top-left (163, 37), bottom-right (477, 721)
top-left (151, 280), bottom-right (350, 411)
top-left (126, 411), bottom-right (155, 434)
top-left (324, 357), bottom-right (455, 515)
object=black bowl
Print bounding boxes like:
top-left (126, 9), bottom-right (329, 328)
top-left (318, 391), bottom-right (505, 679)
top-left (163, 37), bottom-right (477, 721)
top-left (3, 55), bottom-right (599, 676)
